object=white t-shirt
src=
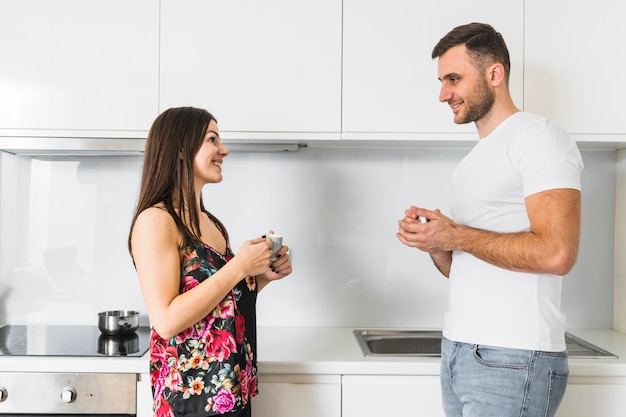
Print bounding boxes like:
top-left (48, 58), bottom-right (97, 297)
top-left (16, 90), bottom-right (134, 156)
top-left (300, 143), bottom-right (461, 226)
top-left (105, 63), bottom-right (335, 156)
top-left (443, 112), bottom-right (584, 352)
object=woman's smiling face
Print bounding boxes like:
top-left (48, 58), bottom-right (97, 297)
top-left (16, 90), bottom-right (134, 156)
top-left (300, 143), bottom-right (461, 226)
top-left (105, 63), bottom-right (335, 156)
top-left (193, 119), bottom-right (229, 185)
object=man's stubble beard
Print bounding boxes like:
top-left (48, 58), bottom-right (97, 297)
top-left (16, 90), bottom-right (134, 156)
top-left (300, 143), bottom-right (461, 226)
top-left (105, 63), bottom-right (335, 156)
top-left (457, 76), bottom-right (495, 125)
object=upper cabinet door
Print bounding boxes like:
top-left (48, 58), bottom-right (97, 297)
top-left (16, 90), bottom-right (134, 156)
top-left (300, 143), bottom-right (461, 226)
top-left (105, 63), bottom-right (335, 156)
top-left (525, 0), bottom-right (626, 135)
top-left (159, 0), bottom-right (342, 138)
top-left (0, 0), bottom-right (159, 135)
top-left (342, 0), bottom-right (524, 137)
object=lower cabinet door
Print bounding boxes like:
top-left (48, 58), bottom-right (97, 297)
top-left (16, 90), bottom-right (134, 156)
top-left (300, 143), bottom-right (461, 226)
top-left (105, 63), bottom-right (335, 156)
top-left (556, 377), bottom-right (626, 417)
top-left (253, 374), bottom-right (341, 417)
top-left (136, 373), bottom-right (153, 417)
top-left (342, 375), bottom-right (444, 417)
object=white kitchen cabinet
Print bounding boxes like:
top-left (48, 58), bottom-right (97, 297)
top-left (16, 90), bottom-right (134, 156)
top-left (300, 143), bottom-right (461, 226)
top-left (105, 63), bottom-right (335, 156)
top-left (525, 0), bottom-right (626, 136)
top-left (556, 376), bottom-right (626, 417)
top-left (159, 0), bottom-right (342, 141)
top-left (342, 375), bottom-right (445, 417)
top-left (0, 0), bottom-right (159, 136)
top-left (137, 373), bottom-right (153, 417)
top-left (253, 374), bottom-right (341, 417)
top-left (341, 0), bottom-right (524, 140)
top-left (342, 374), bottom-right (626, 417)
top-left (137, 373), bottom-right (342, 417)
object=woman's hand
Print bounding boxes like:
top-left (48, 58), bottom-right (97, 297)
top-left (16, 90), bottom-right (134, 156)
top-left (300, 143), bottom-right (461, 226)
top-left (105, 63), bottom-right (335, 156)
top-left (234, 237), bottom-right (273, 277)
top-left (257, 244), bottom-right (293, 292)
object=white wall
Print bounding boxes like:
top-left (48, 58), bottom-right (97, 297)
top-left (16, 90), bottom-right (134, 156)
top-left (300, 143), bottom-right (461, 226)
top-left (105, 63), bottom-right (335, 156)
top-left (0, 147), bottom-right (616, 329)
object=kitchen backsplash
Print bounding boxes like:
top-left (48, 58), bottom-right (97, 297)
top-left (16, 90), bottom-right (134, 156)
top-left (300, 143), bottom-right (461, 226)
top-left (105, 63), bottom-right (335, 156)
top-left (0, 146), bottom-right (616, 329)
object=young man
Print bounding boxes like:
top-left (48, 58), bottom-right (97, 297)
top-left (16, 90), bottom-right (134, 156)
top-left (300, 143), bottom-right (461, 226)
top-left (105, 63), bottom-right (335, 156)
top-left (396, 23), bottom-right (583, 417)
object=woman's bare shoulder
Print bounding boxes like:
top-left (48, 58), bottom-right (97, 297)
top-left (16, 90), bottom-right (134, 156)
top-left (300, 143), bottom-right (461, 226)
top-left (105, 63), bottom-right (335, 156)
top-left (133, 206), bottom-right (179, 242)
top-left (136, 205), bottom-right (172, 222)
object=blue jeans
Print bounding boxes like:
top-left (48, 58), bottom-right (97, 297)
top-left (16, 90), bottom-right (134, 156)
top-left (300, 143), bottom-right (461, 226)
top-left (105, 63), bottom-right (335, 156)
top-left (440, 337), bottom-right (569, 417)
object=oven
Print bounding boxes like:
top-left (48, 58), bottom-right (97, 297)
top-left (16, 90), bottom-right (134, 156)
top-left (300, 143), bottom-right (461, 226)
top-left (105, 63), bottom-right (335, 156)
top-left (0, 324), bottom-right (150, 416)
top-left (0, 372), bottom-right (136, 416)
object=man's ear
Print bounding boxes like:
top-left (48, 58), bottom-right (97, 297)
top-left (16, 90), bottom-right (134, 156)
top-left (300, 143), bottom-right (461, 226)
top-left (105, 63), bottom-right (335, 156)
top-left (488, 62), bottom-right (506, 87)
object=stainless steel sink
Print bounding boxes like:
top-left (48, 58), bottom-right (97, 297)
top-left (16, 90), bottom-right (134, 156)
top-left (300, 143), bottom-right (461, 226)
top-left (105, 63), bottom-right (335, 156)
top-left (354, 329), bottom-right (618, 359)
top-left (354, 329), bottom-right (443, 357)
top-left (564, 332), bottom-right (618, 359)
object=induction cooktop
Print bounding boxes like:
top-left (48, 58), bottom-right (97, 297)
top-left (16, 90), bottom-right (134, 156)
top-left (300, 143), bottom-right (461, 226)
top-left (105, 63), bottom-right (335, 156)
top-left (0, 324), bottom-right (150, 357)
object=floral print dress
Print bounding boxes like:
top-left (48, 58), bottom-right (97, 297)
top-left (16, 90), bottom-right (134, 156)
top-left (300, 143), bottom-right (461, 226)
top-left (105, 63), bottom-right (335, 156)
top-left (150, 240), bottom-right (258, 417)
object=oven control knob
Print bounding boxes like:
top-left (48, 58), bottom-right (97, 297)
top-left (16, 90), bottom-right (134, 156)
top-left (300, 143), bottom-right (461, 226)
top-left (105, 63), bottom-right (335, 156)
top-left (61, 386), bottom-right (77, 403)
top-left (0, 387), bottom-right (7, 402)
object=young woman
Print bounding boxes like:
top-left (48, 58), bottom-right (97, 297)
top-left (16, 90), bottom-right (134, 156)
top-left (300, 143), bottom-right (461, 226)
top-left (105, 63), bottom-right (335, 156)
top-left (128, 107), bottom-right (292, 417)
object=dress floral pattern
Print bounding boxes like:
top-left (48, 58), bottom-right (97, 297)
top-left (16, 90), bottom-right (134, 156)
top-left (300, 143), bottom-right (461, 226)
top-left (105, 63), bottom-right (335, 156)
top-left (150, 240), bottom-right (258, 417)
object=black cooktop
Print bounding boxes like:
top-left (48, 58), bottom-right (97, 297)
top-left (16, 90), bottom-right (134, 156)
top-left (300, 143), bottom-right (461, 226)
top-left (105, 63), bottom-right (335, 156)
top-left (0, 324), bottom-right (150, 357)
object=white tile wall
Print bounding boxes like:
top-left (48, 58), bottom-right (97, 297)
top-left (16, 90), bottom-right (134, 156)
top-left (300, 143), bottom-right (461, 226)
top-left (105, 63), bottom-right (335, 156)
top-left (0, 147), bottom-right (616, 329)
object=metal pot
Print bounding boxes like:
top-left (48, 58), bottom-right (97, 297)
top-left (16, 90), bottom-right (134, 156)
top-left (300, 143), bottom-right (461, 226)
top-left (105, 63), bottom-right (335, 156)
top-left (97, 333), bottom-right (139, 356)
top-left (97, 310), bottom-right (139, 336)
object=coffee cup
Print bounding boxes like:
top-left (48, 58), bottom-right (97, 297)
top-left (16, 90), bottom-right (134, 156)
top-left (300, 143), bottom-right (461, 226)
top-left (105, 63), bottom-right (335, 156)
top-left (267, 234), bottom-right (283, 260)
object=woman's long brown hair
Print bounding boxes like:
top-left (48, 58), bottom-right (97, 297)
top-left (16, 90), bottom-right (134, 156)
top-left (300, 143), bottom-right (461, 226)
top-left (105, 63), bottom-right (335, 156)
top-left (128, 107), bottom-right (228, 258)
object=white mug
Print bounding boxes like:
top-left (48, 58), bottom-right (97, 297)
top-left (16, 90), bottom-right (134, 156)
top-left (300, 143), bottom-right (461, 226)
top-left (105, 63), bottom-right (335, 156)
top-left (267, 234), bottom-right (283, 260)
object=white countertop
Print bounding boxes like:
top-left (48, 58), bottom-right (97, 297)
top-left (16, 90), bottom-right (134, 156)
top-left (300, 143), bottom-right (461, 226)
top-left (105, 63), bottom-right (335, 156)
top-left (256, 327), bottom-right (626, 377)
top-left (0, 353), bottom-right (149, 374)
top-left (2, 327), bottom-right (625, 378)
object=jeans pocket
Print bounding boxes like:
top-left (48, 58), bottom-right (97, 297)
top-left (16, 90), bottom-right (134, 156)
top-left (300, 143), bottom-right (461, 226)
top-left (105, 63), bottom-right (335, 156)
top-left (472, 344), bottom-right (529, 370)
top-left (545, 369), bottom-right (569, 417)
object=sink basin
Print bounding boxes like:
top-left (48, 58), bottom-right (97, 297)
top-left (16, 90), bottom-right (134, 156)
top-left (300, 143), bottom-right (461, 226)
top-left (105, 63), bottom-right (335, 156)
top-left (354, 329), bottom-right (618, 359)
top-left (565, 332), bottom-right (618, 359)
top-left (354, 329), bottom-right (442, 357)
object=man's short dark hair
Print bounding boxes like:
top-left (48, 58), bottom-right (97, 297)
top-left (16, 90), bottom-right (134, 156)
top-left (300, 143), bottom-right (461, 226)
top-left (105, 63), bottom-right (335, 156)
top-left (432, 22), bottom-right (511, 83)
